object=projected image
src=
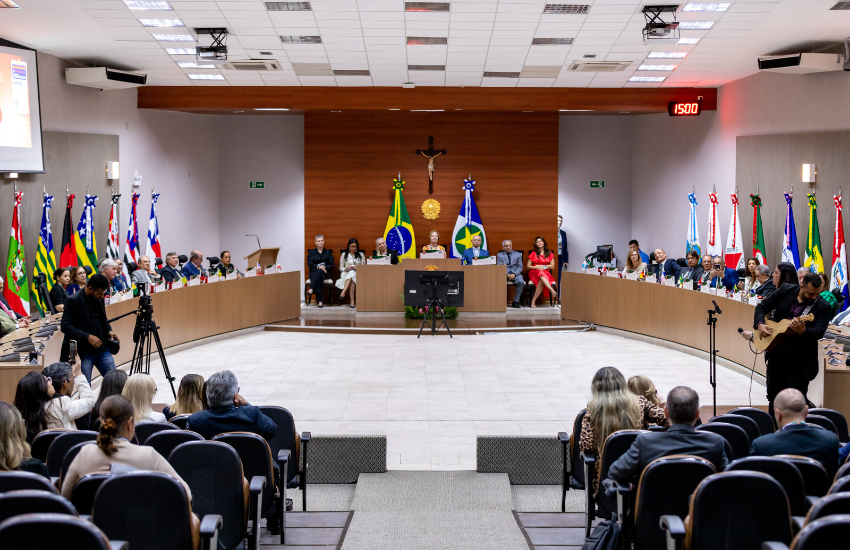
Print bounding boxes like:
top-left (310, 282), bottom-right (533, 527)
top-left (0, 52), bottom-right (32, 149)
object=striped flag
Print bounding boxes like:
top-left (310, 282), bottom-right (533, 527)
top-left (145, 192), bottom-right (162, 261)
top-left (451, 178), bottom-right (487, 259)
top-left (106, 194), bottom-right (121, 260)
top-left (383, 177), bottom-right (417, 260)
top-left (724, 193), bottom-right (745, 270)
top-left (686, 192), bottom-right (700, 256)
top-left (33, 194), bottom-right (57, 314)
top-left (831, 193), bottom-right (848, 312)
top-left (123, 191), bottom-right (141, 278)
top-left (805, 193), bottom-right (824, 274)
top-left (706, 191), bottom-right (722, 257)
top-left (750, 193), bottom-right (766, 265)
top-left (74, 194), bottom-right (98, 272)
top-left (781, 192), bottom-right (801, 269)
top-left (3, 191), bottom-right (30, 316)
top-left (58, 194), bottom-right (77, 268)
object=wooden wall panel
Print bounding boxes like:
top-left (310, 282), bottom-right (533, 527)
top-left (304, 111), bottom-right (559, 274)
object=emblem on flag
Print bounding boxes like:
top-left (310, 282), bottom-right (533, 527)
top-left (3, 191), bottom-right (30, 316)
top-left (832, 193), bottom-right (848, 312)
top-left (686, 193), bottom-right (700, 256)
top-left (706, 191), bottom-right (722, 257)
top-left (451, 178), bottom-right (487, 259)
top-left (805, 193), bottom-right (824, 274)
top-left (33, 194), bottom-right (57, 314)
top-left (750, 193), bottom-right (766, 265)
top-left (724, 193), bottom-right (744, 270)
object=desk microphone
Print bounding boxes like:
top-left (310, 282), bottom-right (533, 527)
top-left (246, 234), bottom-right (261, 249)
top-left (738, 328), bottom-right (744, 334)
top-left (836, 336), bottom-right (850, 345)
top-left (712, 300), bottom-right (722, 314)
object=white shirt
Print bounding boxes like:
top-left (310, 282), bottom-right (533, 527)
top-left (142, 410), bottom-right (167, 422)
top-left (473, 247), bottom-right (480, 257)
top-left (45, 375), bottom-right (95, 429)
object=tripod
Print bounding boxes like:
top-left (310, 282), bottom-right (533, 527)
top-left (417, 276), bottom-right (453, 338)
top-left (706, 299), bottom-right (722, 417)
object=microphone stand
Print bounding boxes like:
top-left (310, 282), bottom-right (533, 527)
top-left (707, 299), bottom-right (722, 417)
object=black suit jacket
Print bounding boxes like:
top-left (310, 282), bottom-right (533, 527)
top-left (752, 279), bottom-right (776, 298)
top-left (608, 424), bottom-right (729, 484)
top-left (751, 423), bottom-right (840, 477)
top-left (159, 265), bottom-right (181, 283)
top-left (307, 248), bottom-right (335, 273)
top-left (186, 404), bottom-right (277, 441)
top-left (60, 290), bottom-right (112, 354)
top-left (660, 258), bottom-right (682, 278)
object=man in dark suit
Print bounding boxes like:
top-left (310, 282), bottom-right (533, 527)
top-left (706, 255), bottom-right (739, 290)
top-left (181, 249), bottom-right (204, 278)
top-left (678, 251), bottom-right (704, 288)
top-left (497, 239), bottom-right (525, 308)
top-left (750, 388), bottom-right (840, 477)
top-left (60, 274), bottom-right (119, 384)
top-left (651, 248), bottom-right (682, 279)
top-left (461, 234), bottom-right (489, 265)
top-left (159, 252), bottom-right (182, 283)
top-left (751, 264), bottom-right (776, 297)
top-left (186, 370), bottom-right (277, 440)
top-left (608, 386), bottom-right (729, 486)
top-left (375, 238), bottom-right (400, 265)
top-left (558, 215), bottom-right (568, 288)
top-left (754, 273), bottom-right (831, 417)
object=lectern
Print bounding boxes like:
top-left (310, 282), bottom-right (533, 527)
top-left (243, 247), bottom-right (280, 269)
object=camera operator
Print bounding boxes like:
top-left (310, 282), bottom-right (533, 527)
top-left (705, 255), bottom-right (739, 292)
top-left (60, 274), bottom-right (120, 385)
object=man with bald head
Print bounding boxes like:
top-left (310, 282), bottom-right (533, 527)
top-left (750, 388), bottom-right (839, 476)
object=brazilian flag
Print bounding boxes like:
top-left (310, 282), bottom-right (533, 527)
top-left (805, 193), bottom-right (824, 274)
top-left (383, 177), bottom-right (416, 260)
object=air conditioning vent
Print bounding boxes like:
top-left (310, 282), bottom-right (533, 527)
top-left (407, 37), bottom-right (448, 45)
top-left (543, 4), bottom-right (590, 14)
top-left (405, 2), bottom-right (450, 11)
top-left (408, 65), bottom-right (446, 71)
top-left (281, 35), bottom-right (322, 44)
top-left (520, 66), bottom-right (561, 78)
top-left (333, 69), bottom-right (370, 76)
top-left (65, 67), bottom-right (147, 89)
top-left (757, 53), bottom-right (844, 74)
top-left (567, 61), bottom-right (630, 72)
top-left (532, 38), bottom-right (574, 45)
top-left (223, 60), bottom-right (282, 71)
top-left (483, 71), bottom-right (520, 78)
top-left (265, 2), bottom-right (311, 10)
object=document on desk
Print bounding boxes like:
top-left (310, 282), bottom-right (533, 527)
top-left (368, 256), bottom-right (391, 265)
top-left (246, 267), bottom-right (257, 277)
top-left (472, 256), bottom-right (496, 265)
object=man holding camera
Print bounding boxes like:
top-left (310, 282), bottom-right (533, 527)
top-left (60, 274), bottom-right (120, 385)
top-left (706, 255), bottom-right (739, 291)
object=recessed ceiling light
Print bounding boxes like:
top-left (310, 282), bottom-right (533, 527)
top-left (266, 1), bottom-right (312, 10)
top-left (679, 21), bottom-right (714, 30)
top-left (682, 3), bottom-right (730, 11)
top-left (411, 110), bottom-right (445, 112)
top-left (388, 108), bottom-right (401, 110)
top-left (629, 76), bottom-right (666, 82)
top-left (153, 34), bottom-right (194, 42)
top-left (254, 108), bottom-right (290, 111)
top-left (543, 4), bottom-right (590, 14)
top-left (123, 0), bottom-right (172, 9)
top-left (280, 36), bottom-right (322, 44)
top-left (638, 64), bottom-right (677, 71)
top-left (0, 1), bottom-right (21, 8)
top-left (648, 51), bottom-right (688, 59)
top-left (177, 61), bottom-right (214, 68)
top-left (139, 19), bottom-right (184, 27)
top-left (405, 2), bottom-right (450, 11)
top-left (559, 109), bottom-right (592, 112)
top-left (483, 71), bottom-right (520, 78)
top-left (407, 37), bottom-right (448, 45)
top-left (188, 74), bottom-right (224, 80)
top-left (331, 110), bottom-right (342, 112)
top-left (166, 48), bottom-right (196, 55)
top-left (532, 38), bottom-right (574, 45)
top-left (677, 37), bottom-right (700, 45)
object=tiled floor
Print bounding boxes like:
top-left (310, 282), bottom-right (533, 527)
top-left (147, 329), bottom-right (767, 471)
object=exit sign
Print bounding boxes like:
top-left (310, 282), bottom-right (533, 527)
top-left (249, 181), bottom-right (265, 189)
top-left (590, 180), bottom-right (605, 188)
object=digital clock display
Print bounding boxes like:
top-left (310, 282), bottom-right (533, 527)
top-left (668, 101), bottom-right (702, 116)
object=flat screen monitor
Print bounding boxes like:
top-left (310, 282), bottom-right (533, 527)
top-left (404, 270), bottom-right (464, 308)
top-left (596, 245), bottom-right (613, 263)
top-left (0, 40), bottom-right (43, 173)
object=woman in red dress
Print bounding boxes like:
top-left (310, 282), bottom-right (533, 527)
top-left (527, 236), bottom-right (557, 307)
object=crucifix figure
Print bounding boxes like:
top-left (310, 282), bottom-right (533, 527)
top-left (415, 136), bottom-right (447, 195)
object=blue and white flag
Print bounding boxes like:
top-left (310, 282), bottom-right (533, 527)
top-left (451, 178), bottom-right (487, 258)
top-left (781, 192), bottom-right (801, 269)
top-left (145, 192), bottom-right (162, 261)
top-left (686, 192), bottom-right (700, 256)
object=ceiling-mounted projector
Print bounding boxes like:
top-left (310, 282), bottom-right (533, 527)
top-left (757, 53), bottom-right (845, 74)
top-left (642, 5), bottom-right (680, 44)
top-left (65, 67), bottom-right (147, 90)
top-left (196, 27), bottom-right (228, 64)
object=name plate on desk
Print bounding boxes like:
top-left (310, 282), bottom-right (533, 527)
top-left (700, 286), bottom-right (712, 294)
top-left (585, 268), bottom-right (600, 275)
top-left (420, 251), bottom-right (444, 259)
top-left (645, 274), bottom-right (657, 284)
top-left (264, 264), bottom-right (277, 275)
top-left (748, 296), bottom-right (760, 306)
top-left (664, 277), bottom-right (676, 287)
top-left (731, 292), bottom-right (742, 302)
top-left (625, 271), bottom-right (639, 281)
top-left (368, 256), bottom-right (391, 265)
top-left (606, 270), bottom-right (619, 278)
top-left (472, 256), bottom-right (496, 265)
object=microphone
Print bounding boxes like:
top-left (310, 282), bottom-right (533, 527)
top-left (836, 336), bottom-right (850, 345)
top-left (712, 300), bottom-right (722, 314)
top-left (246, 234), bottom-right (261, 249)
top-left (738, 328), bottom-right (744, 333)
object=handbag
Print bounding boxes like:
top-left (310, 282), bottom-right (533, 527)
top-left (580, 519), bottom-right (621, 550)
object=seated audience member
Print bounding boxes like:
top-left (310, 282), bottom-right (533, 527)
top-left (625, 249), bottom-right (647, 275)
top-left (652, 248), bottom-right (681, 279)
top-left (163, 374), bottom-right (205, 421)
top-left (43, 361), bottom-right (95, 430)
top-left (186, 370), bottom-right (276, 440)
top-left (771, 262), bottom-right (799, 289)
top-left (213, 250), bottom-right (244, 278)
top-left (841, 440), bottom-right (850, 463)
top-left (817, 272), bottom-right (838, 309)
top-left (49, 267), bottom-right (71, 313)
top-left (115, 259), bottom-right (130, 290)
top-left (336, 239), bottom-right (364, 309)
top-left (739, 257), bottom-right (760, 294)
top-left (306, 235), bottom-right (334, 308)
top-left (579, 367), bottom-right (668, 499)
top-left (159, 252), bottom-right (182, 283)
top-left (421, 230), bottom-right (446, 257)
top-left (627, 374), bottom-right (662, 408)
top-left (461, 234), bottom-right (489, 265)
top-left (66, 266), bottom-right (87, 295)
top-left (182, 249), bottom-right (205, 279)
top-left (60, 274), bottom-right (119, 385)
top-left (123, 373), bottom-right (166, 422)
top-left (706, 255), bottom-right (739, 291)
top-left (750, 388), bottom-right (840, 477)
top-left (132, 255), bottom-right (156, 288)
top-left (375, 237), bottom-right (400, 265)
top-left (751, 264), bottom-right (776, 297)
top-left (697, 255), bottom-right (714, 286)
top-left (91, 370), bottom-right (128, 430)
top-left (497, 240), bottom-right (525, 309)
top-left (797, 267), bottom-right (810, 285)
top-left (608, 386), bottom-right (729, 485)
top-left (679, 251), bottom-right (704, 287)
top-left (629, 239), bottom-right (650, 264)
top-left (99, 259), bottom-right (119, 295)
top-left (0, 401), bottom-right (50, 479)
top-left (13, 371), bottom-right (54, 443)
top-left (60, 395), bottom-right (191, 500)
top-left (527, 236), bottom-right (557, 308)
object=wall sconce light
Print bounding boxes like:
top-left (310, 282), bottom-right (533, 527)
top-left (802, 163), bottom-right (816, 183)
top-left (106, 161), bottom-right (120, 180)
top-left (3, 173), bottom-right (18, 179)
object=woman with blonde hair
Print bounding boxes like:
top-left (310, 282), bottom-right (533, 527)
top-left (422, 230), bottom-right (446, 257)
top-left (0, 401), bottom-right (50, 478)
top-left (627, 374), bottom-right (662, 408)
top-left (163, 374), bottom-right (205, 420)
top-left (625, 249), bottom-right (647, 275)
top-left (122, 373), bottom-right (166, 422)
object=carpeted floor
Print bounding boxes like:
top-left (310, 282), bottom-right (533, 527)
top-left (511, 485), bottom-right (585, 513)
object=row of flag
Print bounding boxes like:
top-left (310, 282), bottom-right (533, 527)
top-left (685, 190), bottom-right (847, 310)
top-left (2, 189), bottom-right (162, 317)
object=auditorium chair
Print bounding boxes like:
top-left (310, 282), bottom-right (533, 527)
top-left (828, 475), bottom-right (850, 495)
top-left (259, 406), bottom-right (311, 511)
top-left (809, 408), bottom-right (849, 443)
top-left (763, 515), bottom-right (850, 550)
top-left (660, 471), bottom-right (793, 550)
top-left (563, 410), bottom-right (587, 495)
top-left (170, 441), bottom-right (264, 550)
top-left (58, 441), bottom-right (95, 492)
top-left (709, 414), bottom-right (761, 443)
top-left (31, 428), bottom-right (74, 463)
top-left (169, 414), bottom-right (191, 429)
top-left (582, 429), bottom-right (648, 537)
top-left (213, 432), bottom-right (290, 545)
top-left (835, 462), bottom-right (850, 482)
top-left (805, 414), bottom-right (838, 437)
top-left (0, 513), bottom-right (127, 550)
top-left (126, 262), bottom-right (137, 274)
top-left (725, 456), bottom-right (810, 517)
top-left (0, 471), bottom-right (57, 494)
top-left (145, 430), bottom-right (204, 460)
top-left (614, 455), bottom-right (715, 550)
top-left (793, 493), bottom-right (850, 532)
top-left (70, 472), bottom-right (110, 515)
top-left (92, 471), bottom-right (222, 550)
top-left (83, 266), bottom-right (93, 276)
top-left (0, 490), bottom-right (78, 525)
top-left (728, 407), bottom-right (775, 436)
top-left (696, 422), bottom-right (750, 460)
top-left (134, 420), bottom-right (180, 444)
top-left (775, 455), bottom-right (831, 497)
top-left (45, 431), bottom-right (98, 478)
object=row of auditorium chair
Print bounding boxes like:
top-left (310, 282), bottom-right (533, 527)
top-left (0, 405), bottom-right (310, 550)
top-left (557, 406), bottom-right (850, 550)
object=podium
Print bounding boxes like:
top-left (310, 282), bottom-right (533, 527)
top-left (243, 247), bottom-right (280, 269)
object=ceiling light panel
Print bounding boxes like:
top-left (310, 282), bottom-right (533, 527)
top-left (682, 3), bottom-right (730, 11)
top-left (638, 64), bottom-right (677, 71)
top-left (177, 61), bottom-right (215, 68)
top-left (408, 37), bottom-right (448, 45)
top-left (629, 76), bottom-right (665, 82)
top-left (484, 71), bottom-right (520, 78)
top-left (543, 4), bottom-right (590, 14)
top-left (188, 74), bottom-right (224, 80)
top-left (281, 35), bottom-right (323, 43)
top-left (678, 21), bottom-right (715, 30)
top-left (408, 64), bottom-right (446, 70)
top-left (123, 0), bottom-right (172, 9)
top-left (532, 38), bottom-right (574, 45)
top-left (153, 34), bottom-right (195, 41)
top-left (333, 69), bottom-right (371, 75)
top-left (405, 2), bottom-right (450, 11)
top-left (165, 47), bottom-right (196, 54)
top-left (647, 51), bottom-right (688, 58)
top-left (265, 2), bottom-right (312, 10)
top-left (677, 37), bottom-right (700, 45)
top-left (139, 19), bottom-right (185, 27)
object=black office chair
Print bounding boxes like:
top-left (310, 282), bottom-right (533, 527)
top-left (155, 257), bottom-right (164, 274)
top-left (92, 471), bottom-right (221, 550)
top-left (829, 475), bottom-right (850, 495)
top-left (169, 414), bottom-right (191, 430)
top-left (70, 472), bottom-right (110, 516)
top-left (0, 513), bottom-right (126, 550)
top-left (798, 493), bottom-right (850, 530)
top-left (567, 409), bottom-right (587, 491)
top-left (0, 490), bottom-right (78, 524)
top-left (809, 408), bottom-right (849, 443)
top-left (836, 462), bottom-right (850, 482)
top-left (696, 422), bottom-right (750, 460)
top-left (763, 515), bottom-right (850, 550)
top-left (83, 266), bottom-right (93, 276)
top-left (30, 429), bottom-right (73, 463)
top-left (725, 456), bottom-right (808, 516)
top-left (728, 407), bottom-right (775, 436)
top-left (775, 455), bottom-right (831, 497)
top-left (805, 414), bottom-right (839, 437)
top-left (134, 421), bottom-right (180, 444)
top-left (145, 430), bottom-right (204, 460)
top-left (709, 414), bottom-right (761, 443)
top-left (45, 431), bottom-right (98, 478)
top-left (0, 471), bottom-right (57, 494)
top-left (58, 441), bottom-right (95, 492)
top-left (676, 257), bottom-right (687, 267)
top-left (127, 262), bottom-right (138, 274)
top-left (259, 406), bottom-right (311, 511)
top-left (170, 441), bottom-right (264, 550)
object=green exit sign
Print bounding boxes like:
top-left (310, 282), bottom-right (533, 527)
top-left (590, 180), bottom-right (605, 188)
top-left (249, 181), bottom-right (265, 189)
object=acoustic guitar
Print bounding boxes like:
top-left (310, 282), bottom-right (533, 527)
top-left (754, 313), bottom-right (815, 352)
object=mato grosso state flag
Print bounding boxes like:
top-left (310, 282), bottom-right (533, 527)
top-left (781, 192), bottom-right (801, 269)
top-left (33, 194), bottom-right (57, 314)
top-left (686, 192), bottom-right (700, 256)
top-left (451, 178), bottom-right (487, 258)
top-left (74, 194), bottom-right (98, 272)
top-left (105, 193), bottom-right (121, 261)
top-left (831, 193), bottom-right (848, 311)
top-left (750, 193), bottom-right (766, 265)
top-left (58, 194), bottom-right (77, 268)
top-left (123, 192), bottom-right (141, 279)
top-left (724, 193), bottom-right (745, 270)
top-left (706, 191), bottom-right (722, 257)
top-left (3, 191), bottom-right (30, 316)
top-left (383, 178), bottom-right (416, 260)
top-left (805, 193), bottom-right (825, 274)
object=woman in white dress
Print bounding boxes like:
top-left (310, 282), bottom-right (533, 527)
top-left (336, 239), bottom-right (364, 308)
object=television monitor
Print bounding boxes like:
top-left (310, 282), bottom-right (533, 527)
top-left (596, 245), bottom-right (613, 263)
top-left (0, 39), bottom-right (43, 173)
top-left (404, 270), bottom-right (464, 308)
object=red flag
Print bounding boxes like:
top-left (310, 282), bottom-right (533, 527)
top-left (58, 194), bottom-right (77, 268)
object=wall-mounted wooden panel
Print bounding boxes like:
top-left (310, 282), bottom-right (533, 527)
top-left (304, 111), bottom-right (558, 274)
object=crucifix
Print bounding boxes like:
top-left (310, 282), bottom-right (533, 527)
top-left (415, 136), bottom-right (447, 195)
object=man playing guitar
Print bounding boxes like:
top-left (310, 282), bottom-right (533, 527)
top-left (754, 272), bottom-right (831, 421)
